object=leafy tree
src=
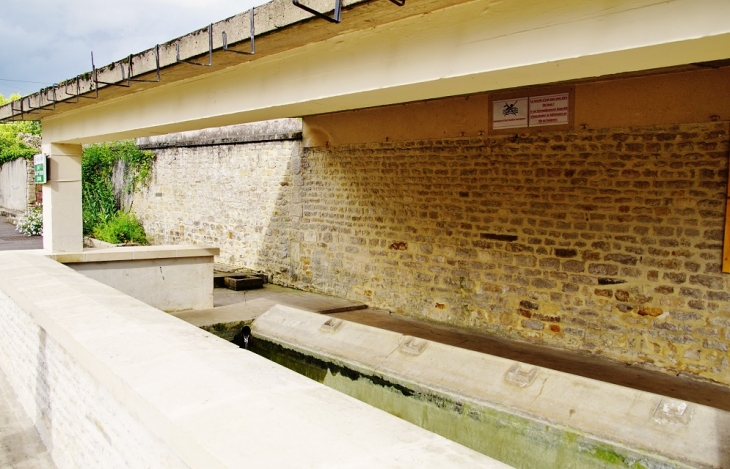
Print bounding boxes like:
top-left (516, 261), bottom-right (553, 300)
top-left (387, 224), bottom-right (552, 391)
top-left (0, 94), bottom-right (19, 105)
top-left (0, 93), bottom-right (41, 165)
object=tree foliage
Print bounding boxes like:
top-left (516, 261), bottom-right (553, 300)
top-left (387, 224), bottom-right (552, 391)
top-left (0, 93), bottom-right (41, 165)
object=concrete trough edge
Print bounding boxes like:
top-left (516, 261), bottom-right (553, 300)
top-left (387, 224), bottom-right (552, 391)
top-left (253, 305), bottom-right (730, 469)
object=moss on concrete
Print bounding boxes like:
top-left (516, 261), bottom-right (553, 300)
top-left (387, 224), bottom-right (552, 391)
top-left (250, 336), bottom-right (693, 469)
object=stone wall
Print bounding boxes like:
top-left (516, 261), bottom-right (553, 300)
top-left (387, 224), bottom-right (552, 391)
top-left (294, 122), bottom-right (730, 385)
top-left (129, 120), bottom-right (730, 386)
top-left (0, 158), bottom-right (35, 213)
top-left (130, 119), bottom-right (301, 279)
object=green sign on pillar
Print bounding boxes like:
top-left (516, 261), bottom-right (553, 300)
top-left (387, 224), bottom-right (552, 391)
top-left (33, 154), bottom-right (48, 184)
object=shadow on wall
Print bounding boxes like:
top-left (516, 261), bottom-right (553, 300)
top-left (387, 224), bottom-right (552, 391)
top-left (127, 122), bottom-right (302, 285)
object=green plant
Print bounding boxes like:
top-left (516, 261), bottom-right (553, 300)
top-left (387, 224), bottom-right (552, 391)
top-left (92, 211), bottom-right (147, 245)
top-left (119, 142), bottom-right (155, 194)
top-left (82, 178), bottom-right (118, 235)
top-left (16, 205), bottom-right (43, 236)
top-left (81, 141), bottom-right (155, 236)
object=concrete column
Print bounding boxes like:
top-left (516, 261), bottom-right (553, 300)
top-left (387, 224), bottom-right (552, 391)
top-left (42, 143), bottom-right (83, 253)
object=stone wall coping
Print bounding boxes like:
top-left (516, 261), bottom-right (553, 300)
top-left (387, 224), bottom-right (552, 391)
top-left (136, 118), bottom-right (303, 150)
top-left (0, 251), bottom-right (504, 468)
top-left (47, 245), bottom-right (220, 264)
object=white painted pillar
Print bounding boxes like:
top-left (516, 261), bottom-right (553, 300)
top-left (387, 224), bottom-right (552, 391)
top-left (41, 143), bottom-right (83, 253)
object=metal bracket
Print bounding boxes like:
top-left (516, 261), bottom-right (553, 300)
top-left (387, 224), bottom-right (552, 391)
top-left (222, 9), bottom-right (255, 55)
top-left (10, 99), bottom-right (23, 120)
top-left (176, 24), bottom-right (213, 66)
top-left (63, 78), bottom-right (79, 103)
top-left (63, 74), bottom-right (99, 102)
top-left (22, 96), bottom-right (41, 114)
top-left (92, 52), bottom-right (130, 88)
top-left (293, 0), bottom-right (341, 23)
top-left (38, 85), bottom-right (57, 111)
top-left (45, 86), bottom-right (57, 110)
top-left (128, 45), bottom-right (161, 82)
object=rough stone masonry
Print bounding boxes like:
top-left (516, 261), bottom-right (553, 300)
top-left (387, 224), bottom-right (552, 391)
top-left (131, 121), bottom-right (730, 387)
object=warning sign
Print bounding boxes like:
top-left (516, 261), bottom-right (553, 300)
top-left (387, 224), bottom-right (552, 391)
top-left (493, 97), bottom-right (528, 129)
top-left (491, 91), bottom-right (571, 131)
top-left (529, 93), bottom-right (569, 127)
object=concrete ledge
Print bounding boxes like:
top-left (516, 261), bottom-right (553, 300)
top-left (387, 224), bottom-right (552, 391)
top-left (0, 251), bottom-right (508, 468)
top-left (46, 245), bottom-right (219, 311)
top-left (253, 305), bottom-right (730, 469)
top-left (47, 244), bottom-right (220, 263)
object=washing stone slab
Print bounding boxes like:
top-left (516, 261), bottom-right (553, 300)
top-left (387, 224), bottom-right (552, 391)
top-left (253, 305), bottom-right (730, 469)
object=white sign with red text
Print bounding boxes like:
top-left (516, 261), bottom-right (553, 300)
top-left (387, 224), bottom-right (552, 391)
top-left (529, 93), bottom-right (569, 127)
top-left (491, 92), bottom-right (570, 130)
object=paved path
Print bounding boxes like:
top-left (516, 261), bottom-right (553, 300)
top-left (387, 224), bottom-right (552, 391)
top-left (0, 216), bottom-right (42, 251)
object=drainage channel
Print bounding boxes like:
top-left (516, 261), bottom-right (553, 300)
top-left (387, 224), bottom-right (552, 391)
top-left (208, 306), bottom-right (729, 469)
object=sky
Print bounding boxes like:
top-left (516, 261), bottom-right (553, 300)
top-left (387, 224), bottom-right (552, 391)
top-left (0, 0), bottom-right (265, 98)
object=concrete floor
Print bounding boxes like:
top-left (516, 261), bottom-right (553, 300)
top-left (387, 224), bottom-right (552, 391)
top-left (177, 284), bottom-right (730, 412)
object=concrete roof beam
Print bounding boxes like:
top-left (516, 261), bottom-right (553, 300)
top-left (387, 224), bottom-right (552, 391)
top-left (2, 0), bottom-right (729, 143)
top-left (0, 0), bottom-right (469, 123)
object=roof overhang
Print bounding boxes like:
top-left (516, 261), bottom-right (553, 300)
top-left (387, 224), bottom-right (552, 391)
top-left (2, 0), bottom-right (729, 144)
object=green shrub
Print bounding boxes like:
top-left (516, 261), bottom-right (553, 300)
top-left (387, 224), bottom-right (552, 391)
top-left (82, 178), bottom-right (118, 235)
top-left (81, 141), bottom-right (155, 236)
top-left (92, 211), bottom-right (147, 245)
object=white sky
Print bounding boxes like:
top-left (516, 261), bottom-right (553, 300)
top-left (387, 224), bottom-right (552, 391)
top-left (0, 0), bottom-right (265, 97)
